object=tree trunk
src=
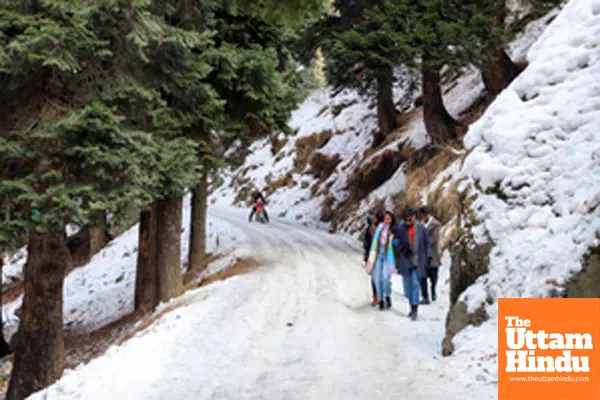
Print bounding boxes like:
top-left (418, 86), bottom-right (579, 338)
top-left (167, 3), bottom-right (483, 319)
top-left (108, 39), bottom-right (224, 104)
top-left (480, 1), bottom-right (523, 95)
top-left (67, 214), bottom-right (109, 268)
top-left (134, 206), bottom-right (158, 312)
top-left (482, 51), bottom-right (522, 96)
top-left (0, 256), bottom-right (12, 358)
top-left (421, 64), bottom-right (459, 145)
top-left (155, 196), bottom-right (184, 303)
top-left (189, 173), bottom-right (208, 271)
top-left (374, 66), bottom-right (397, 147)
top-left (88, 214), bottom-right (108, 256)
top-left (7, 229), bottom-right (70, 400)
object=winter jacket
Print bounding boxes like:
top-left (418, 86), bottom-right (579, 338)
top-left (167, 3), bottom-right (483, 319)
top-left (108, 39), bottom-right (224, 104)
top-left (426, 217), bottom-right (442, 267)
top-left (365, 223), bottom-right (396, 276)
top-left (393, 221), bottom-right (431, 278)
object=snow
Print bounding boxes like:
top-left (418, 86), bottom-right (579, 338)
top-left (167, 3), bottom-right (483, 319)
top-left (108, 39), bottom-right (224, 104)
top-left (2, 247), bottom-right (26, 286)
top-left (2, 196), bottom-right (247, 341)
top-left (449, 0), bottom-right (600, 384)
top-left (29, 211), bottom-right (495, 400)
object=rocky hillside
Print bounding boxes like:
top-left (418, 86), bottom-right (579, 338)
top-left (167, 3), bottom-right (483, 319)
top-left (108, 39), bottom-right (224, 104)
top-left (210, 10), bottom-right (557, 235)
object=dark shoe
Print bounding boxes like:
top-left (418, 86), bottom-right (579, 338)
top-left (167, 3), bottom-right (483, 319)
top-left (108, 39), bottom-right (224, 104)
top-left (411, 306), bottom-right (418, 321)
top-left (408, 305), bottom-right (416, 318)
top-left (385, 296), bottom-right (392, 309)
top-left (379, 301), bottom-right (385, 310)
top-left (432, 293), bottom-right (437, 302)
top-left (420, 298), bottom-right (430, 305)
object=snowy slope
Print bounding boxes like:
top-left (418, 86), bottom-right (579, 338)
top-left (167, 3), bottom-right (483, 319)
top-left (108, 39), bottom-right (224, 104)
top-left (210, 10), bottom-right (559, 236)
top-left (447, 0), bottom-right (600, 382)
top-left (2, 195), bottom-right (247, 341)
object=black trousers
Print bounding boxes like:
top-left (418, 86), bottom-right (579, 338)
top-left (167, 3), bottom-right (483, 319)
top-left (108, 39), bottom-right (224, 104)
top-left (420, 267), bottom-right (439, 300)
top-left (249, 207), bottom-right (269, 221)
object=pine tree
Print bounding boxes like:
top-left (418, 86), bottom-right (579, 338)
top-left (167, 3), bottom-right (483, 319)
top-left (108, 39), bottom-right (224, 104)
top-left (169, 2), bottom-right (310, 271)
top-left (301, 0), bottom-right (415, 146)
top-left (0, 1), bottom-right (201, 396)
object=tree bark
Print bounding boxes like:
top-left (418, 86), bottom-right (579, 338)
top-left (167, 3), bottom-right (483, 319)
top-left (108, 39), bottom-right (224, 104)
top-left (189, 173), bottom-right (208, 271)
top-left (0, 256), bottom-right (12, 358)
top-left (7, 229), bottom-right (70, 400)
top-left (374, 66), bottom-right (397, 147)
top-left (421, 64), bottom-right (459, 145)
top-left (67, 214), bottom-right (109, 268)
top-left (482, 50), bottom-right (522, 96)
top-left (155, 196), bottom-right (184, 303)
top-left (88, 214), bottom-right (109, 256)
top-left (134, 206), bottom-right (158, 312)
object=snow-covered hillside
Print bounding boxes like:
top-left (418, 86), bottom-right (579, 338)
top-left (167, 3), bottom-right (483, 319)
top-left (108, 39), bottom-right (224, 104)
top-left (441, 0), bottom-right (600, 382)
top-left (2, 195), bottom-right (248, 342)
top-left (211, 10), bottom-right (558, 235)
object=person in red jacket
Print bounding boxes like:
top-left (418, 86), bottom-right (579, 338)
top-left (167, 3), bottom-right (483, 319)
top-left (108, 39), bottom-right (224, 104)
top-left (248, 191), bottom-right (270, 222)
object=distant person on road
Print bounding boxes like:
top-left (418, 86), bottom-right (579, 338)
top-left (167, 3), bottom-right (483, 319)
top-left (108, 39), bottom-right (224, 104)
top-left (418, 207), bottom-right (442, 304)
top-left (365, 211), bottom-right (397, 310)
top-left (393, 208), bottom-right (431, 321)
top-left (363, 210), bottom-right (383, 307)
top-left (248, 191), bottom-right (269, 222)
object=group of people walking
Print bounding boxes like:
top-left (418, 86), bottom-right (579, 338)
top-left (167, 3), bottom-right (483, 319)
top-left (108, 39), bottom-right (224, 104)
top-left (362, 207), bottom-right (441, 321)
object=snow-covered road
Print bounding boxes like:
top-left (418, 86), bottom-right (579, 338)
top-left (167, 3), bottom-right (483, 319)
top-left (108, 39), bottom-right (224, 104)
top-left (30, 210), bottom-right (493, 399)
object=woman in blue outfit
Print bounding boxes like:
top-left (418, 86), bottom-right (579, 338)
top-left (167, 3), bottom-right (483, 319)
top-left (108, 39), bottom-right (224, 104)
top-left (365, 211), bottom-right (397, 310)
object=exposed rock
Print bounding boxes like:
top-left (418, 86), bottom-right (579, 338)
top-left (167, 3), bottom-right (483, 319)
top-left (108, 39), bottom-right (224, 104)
top-left (346, 149), bottom-right (406, 200)
top-left (563, 245), bottom-right (600, 298)
top-left (320, 197), bottom-right (335, 222)
top-left (294, 130), bottom-right (335, 173)
top-left (442, 301), bottom-right (489, 357)
top-left (449, 235), bottom-right (492, 305)
top-left (442, 189), bottom-right (493, 356)
top-left (309, 152), bottom-right (341, 181)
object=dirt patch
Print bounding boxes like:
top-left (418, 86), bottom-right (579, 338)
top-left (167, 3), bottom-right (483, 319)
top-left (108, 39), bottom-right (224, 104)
top-left (64, 310), bottom-right (144, 369)
top-left (308, 152), bottom-right (341, 181)
top-left (264, 172), bottom-right (297, 197)
top-left (320, 197), bottom-right (336, 222)
top-left (233, 182), bottom-right (257, 206)
top-left (361, 108), bottom-right (420, 162)
top-left (392, 147), bottom-right (460, 218)
top-left (182, 253), bottom-right (223, 285)
top-left (347, 149), bottom-right (407, 201)
top-left (189, 258), bottom-right (260, 290)
top-left (270, 134), bottom-right (289, 156)
top-left (457, 93), bottom-right (496, 126)
top-left (294, 130), bottom-right (335, 172)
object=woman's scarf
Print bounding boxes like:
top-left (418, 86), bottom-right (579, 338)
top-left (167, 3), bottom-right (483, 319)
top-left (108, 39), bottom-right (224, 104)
top-left (365, 223), bottom-right (396, 276)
